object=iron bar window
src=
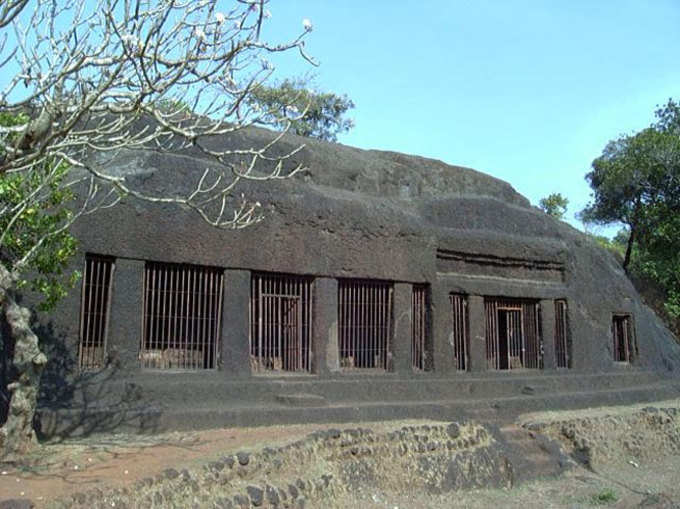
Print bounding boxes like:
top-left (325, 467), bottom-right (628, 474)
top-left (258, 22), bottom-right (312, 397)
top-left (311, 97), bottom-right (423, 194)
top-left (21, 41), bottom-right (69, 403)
top-left (338, 279), bottom-right (393, 370)
top-left (555, 299), bottom-right (570, 368)
top-left (78, 255), bottom-right (115, 369)
top-left (412, 284), bottom-right (431, 371)
top-left (141, 262), bottom-right (223, 370)
top-left (613, 314), bottom-right (636, 363)
top-left (484, 297), bottom-right (542, 370)
top-left (450, 293), bottom-right (469, 371)
top-left (249, 272), bottom-right (313, 373)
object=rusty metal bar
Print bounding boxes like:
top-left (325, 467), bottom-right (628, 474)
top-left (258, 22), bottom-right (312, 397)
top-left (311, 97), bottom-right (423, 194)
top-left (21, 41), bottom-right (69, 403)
top-left (140, 262), bottom-right (222, 370)
top-left (338, 279), bottom-right (392, 371)
top-left (484, 297), bottom-right (543, 370)
top-left (613, 314), bottom-right (633, 362)
top-left (555, 300), bottom-right (568, 368)
top-left (412, 285), bottom-right (429, 371)
top-left (450, 294), bottom-right (468, 371)
top-left (78, 256), bottom-right (114, 369)
top-left (249, 273), bottom-right (313, 373)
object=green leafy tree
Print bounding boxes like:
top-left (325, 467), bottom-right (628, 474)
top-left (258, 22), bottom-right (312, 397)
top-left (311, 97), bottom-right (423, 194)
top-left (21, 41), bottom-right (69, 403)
top-left (0, 112), bottom-right (82, 456)
top-left (581, 125), bottom-right (680, 270)
top-left (539, 192), bottom-right (569, 219)
top-left (250, 78), bottom-right (355, 142)
top-left (581, 99), bottom-right (680, 321)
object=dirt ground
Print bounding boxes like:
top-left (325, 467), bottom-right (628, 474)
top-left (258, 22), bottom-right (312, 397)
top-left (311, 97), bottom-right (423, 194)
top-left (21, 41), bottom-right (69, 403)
top-left (1, 400), bottom-right (679, 508)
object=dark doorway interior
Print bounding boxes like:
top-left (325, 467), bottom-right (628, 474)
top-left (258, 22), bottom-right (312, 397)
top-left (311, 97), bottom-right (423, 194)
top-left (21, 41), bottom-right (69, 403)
top-left (498, 309), bottom-right (521, 370)
top-left (498, 310), bottom-right (510, 370)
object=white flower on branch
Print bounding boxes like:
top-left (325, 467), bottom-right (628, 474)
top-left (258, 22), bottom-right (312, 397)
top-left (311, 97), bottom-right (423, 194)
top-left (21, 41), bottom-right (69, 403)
top-left (302, 18), bottom-right (313, 32)
top-left (215, 12), bottom-right (226, 24)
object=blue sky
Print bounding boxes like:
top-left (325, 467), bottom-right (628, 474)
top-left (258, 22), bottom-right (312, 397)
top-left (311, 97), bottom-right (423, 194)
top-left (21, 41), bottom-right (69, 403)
top-left (264, 1), bottom-right (680, 235)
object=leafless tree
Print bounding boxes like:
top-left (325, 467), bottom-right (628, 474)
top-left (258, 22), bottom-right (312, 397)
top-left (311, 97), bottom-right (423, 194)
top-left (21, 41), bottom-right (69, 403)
top-left (0, 0), bottom-right (316, 458)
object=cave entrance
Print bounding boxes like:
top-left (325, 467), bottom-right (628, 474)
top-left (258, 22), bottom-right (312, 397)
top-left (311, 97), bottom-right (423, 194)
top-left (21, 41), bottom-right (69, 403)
top-left (497, 309), bottom-right (521, 370)
top-left (485, 297), bottom-right (542, 370)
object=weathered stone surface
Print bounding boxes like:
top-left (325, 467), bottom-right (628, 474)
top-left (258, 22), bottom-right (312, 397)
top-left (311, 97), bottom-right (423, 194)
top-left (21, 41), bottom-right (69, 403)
top-left (0, 500), bottom-right (34, 509)
top-left (246, 485), bottom-right (263, 507)
top-left (11, 124), bottom-right (680, 436)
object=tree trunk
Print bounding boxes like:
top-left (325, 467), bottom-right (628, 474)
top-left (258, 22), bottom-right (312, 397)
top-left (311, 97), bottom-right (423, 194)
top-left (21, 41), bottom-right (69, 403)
top-left (623, 227), bottom-right (636, 273)
top-left (0, 265), bottom-right (47, 460)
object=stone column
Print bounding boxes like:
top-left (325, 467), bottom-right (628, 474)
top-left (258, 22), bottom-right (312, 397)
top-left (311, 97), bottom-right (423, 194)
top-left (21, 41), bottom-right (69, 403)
top-left (220, 270), bottom-right (252, 378)
top-left (107, 258), bottom-right (144, 372)
top-left (392, 283), bottom-right (413, 374)
top-left (313, 277), bottom-right (338, 376)
top-left (540, 299), bottom-right (557, 370)
top-left (467, 295), bottom-right (487, 372)
top-left (431, 285), bottom-right (453, 374)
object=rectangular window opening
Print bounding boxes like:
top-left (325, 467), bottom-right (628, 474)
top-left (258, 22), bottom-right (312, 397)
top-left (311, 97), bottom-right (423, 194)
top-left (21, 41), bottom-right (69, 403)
top-left (338, 279), bottom-right (393, 371)
top-left (613, 314), bottom-right (636, 363)
top-left (249, 272), bottom-right (313, 374)
top-left (450, 293), bottom-right (469, 371)
top-left (555, 299), bottom-right (571, 368)
top-left (141, 262), bottom-right (224, 370)
top-left (485, 297), bottom-right (542, 370)
top-left (78, 255), bottom-right (115, 370)
top-left (412, 284), bottom-right (431, 371)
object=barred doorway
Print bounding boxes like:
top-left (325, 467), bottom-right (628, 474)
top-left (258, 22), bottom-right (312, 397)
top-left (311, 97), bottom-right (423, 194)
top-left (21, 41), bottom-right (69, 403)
top-left (485, 298), bottom-right (542, 370)
top-left (141, 262), bottom-right (223, 370)
top-left (250, 273), bottom-right (313, 373)
top-left (497, 308), bottom-right (521, 370)
top-left (338, 279), bottom-right (393, 370)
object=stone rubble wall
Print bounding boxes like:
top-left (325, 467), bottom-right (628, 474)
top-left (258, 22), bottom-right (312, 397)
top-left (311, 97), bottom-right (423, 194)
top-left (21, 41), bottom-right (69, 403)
top-left (50, 421), bottom-right (513, 509)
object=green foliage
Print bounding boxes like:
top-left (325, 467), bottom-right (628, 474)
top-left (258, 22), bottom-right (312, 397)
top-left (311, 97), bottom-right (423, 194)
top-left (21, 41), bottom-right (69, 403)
top-left (630, 214), bottom-right (680, 318)
top-left (589, 229), bottom-right (628, 259)
top-left (539, 192), bottom-right (569, 219)
top-left (250, 78), bottom-right (355, 142)
top-left (581, 126), bottom-right (680, 230)
top-left (582, 99), bottom-right (680, 320)
top-left (590, 488), bottom-right (617, 505)
top-left (0, 114), bottom-right (79, 311)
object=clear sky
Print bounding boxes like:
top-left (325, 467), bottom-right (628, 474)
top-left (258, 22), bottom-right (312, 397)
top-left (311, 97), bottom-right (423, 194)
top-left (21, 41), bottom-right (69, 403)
top-left (263, 0), bottom-right (680, 235)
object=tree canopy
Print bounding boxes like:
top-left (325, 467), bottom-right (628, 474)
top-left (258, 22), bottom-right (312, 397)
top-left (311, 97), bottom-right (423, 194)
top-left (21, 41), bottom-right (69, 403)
top-left (582, 98), bottom-right (680, 320)
top-left (250, 78), bottom-right (355, 142)
top-left (539, 192), bottom-right (569, 219)
top-left (581, 104), bottom-right (680, 270)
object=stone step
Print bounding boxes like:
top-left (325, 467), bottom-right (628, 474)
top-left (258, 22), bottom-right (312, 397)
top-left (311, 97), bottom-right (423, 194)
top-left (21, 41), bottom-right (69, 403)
top-left (37, 379), bottom-right (680, 438)
top-left (275, 393), bottom-right (327, 407)
top-left (109, 369), bottom-right (669, 408)
top-left (498, 425), bottom-right (569, 484)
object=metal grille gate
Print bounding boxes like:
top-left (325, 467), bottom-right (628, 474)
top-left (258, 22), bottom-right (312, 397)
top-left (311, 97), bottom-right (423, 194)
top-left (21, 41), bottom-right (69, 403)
top-left (412, 284), bottom-right (430, 371)
top-left (555, 300), bottom-right (570, 368)
top-left (338, 279), bottom-right (393, 370)
top-left (613, 314), bottom-right (635, 362)
top-left (249, 273), bottom-right (313, 373)
top-left (485, 298), bottom-right (542, 370)
top-left (141, 262), bottom-right (223, 369)
top-left (450, 294), bottom-right (469, 370)
top-left (78, 255), bottom-right (115, 369)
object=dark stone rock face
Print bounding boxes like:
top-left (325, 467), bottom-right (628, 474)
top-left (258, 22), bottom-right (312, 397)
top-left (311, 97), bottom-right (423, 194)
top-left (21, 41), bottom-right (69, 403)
top-left (246, 485), bottom-right (263, 507)
top-left (0, 500), bottom-right (34, 509)
top-left (22, 125), bottom-right (680, 434)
